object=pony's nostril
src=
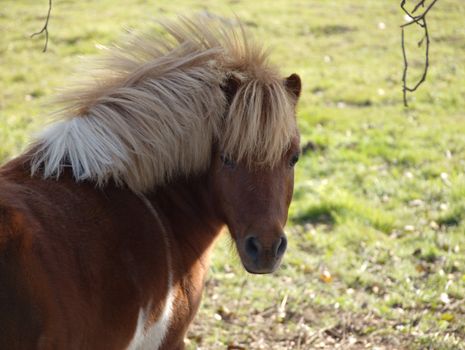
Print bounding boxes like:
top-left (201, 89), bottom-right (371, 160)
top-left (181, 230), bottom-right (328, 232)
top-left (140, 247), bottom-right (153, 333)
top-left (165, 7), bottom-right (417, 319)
top-left (245, 236), bottom-right (261, 260)
top-left (275, 235), bottom-right (287, 257)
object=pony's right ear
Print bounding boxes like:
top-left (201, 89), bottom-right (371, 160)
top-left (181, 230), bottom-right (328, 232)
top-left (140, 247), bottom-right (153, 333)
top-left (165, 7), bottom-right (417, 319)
top-left (284, 73), bottom-right (302, 99)
top-left (222, 75), bottom-right (241, 105)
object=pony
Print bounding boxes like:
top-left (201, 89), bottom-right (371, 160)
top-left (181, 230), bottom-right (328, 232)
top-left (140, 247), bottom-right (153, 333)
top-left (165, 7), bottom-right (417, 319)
top-left (0, 15), bottom-right (301, 349)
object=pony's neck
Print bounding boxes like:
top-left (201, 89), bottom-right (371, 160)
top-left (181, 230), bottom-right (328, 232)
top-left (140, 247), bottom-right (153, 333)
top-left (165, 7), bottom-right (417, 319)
top-left (148, 172), bottom-right (224, 271)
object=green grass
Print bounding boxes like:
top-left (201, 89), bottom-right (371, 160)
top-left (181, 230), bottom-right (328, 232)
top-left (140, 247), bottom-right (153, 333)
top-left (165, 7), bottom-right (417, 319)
top-left (2, 1), bottom-right (465, 349)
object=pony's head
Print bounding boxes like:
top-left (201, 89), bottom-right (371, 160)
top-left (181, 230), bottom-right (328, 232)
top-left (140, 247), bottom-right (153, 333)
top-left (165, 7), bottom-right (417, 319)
top-left (213, 73), bottom-right (301, 274)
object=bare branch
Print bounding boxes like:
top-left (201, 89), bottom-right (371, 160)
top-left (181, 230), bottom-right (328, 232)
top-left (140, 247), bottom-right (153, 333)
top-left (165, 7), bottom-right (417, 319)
top-left (31, 0), bottom-right (52, 52)
top-left (412, 0), bottom-right (426, 13)
top-left (401, 0), bottom-right (438, 28)
top-left (400, 0), bottom-right (438, 107)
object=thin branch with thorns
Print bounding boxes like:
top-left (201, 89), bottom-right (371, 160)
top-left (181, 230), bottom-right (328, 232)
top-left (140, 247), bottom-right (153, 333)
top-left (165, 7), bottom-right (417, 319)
top-left (400, 0), bottom-right (439, 107)
top-left (31, 0), bottom-right (53, 52)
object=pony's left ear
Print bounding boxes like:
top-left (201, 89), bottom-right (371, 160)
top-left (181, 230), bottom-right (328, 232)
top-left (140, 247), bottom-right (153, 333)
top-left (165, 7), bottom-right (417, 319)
top-left (284, 73), bottom-right (302, 99)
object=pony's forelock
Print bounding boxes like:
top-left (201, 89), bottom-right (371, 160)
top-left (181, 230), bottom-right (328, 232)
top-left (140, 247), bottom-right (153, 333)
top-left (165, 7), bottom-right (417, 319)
top-left (223, 78), bottom-right (296, 167)
top-left (29, 15), bottom-right (298, 192)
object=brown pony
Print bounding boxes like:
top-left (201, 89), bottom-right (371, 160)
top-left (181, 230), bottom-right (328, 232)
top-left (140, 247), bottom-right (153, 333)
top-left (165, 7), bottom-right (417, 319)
top-left (0, 16), bottom-right (301, 349)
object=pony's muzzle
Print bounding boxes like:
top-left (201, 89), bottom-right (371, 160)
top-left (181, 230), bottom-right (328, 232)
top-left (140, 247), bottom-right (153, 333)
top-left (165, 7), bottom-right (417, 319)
top-left (241, 233), bottom-right (287, 274)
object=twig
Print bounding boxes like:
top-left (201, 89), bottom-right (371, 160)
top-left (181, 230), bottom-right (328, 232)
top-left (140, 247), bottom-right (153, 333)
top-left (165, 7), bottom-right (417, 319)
top-left (400, 0), bottom-right (439, 107)
top-left (31, 0), bottom-right (52, 52)
top-left (412, 0), bottom-right (426, 13)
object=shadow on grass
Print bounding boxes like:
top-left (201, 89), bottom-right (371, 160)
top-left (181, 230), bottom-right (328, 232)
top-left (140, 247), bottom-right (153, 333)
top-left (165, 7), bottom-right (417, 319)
top-left (437, 211), bottom-right (462, 227)
top-left (437, 199), bottom-right (464, 228)
top-left (292, 193), bottom-right (396, 234)
top-left (293, 203), bottom-right (337, 225)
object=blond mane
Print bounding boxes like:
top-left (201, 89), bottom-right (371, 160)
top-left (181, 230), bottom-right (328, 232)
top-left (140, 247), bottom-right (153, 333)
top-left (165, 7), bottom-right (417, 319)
top-left (30, 15), bottom-right (298, 193)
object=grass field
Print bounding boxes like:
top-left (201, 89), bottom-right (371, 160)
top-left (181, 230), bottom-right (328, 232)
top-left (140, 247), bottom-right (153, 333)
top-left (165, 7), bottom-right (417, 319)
top-left (1, 1), bottom-right (465, 349)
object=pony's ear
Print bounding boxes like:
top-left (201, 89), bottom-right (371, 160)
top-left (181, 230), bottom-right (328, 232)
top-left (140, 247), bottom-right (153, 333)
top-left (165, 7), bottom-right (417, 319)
top-left (284, 73), bottom-right (302, 99)
top-left (222, 75), bottom-right (241, 105)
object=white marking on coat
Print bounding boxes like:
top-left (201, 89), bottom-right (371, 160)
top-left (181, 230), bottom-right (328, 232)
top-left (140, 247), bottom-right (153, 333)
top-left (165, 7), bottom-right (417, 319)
top-left (127, 195), bottom-right (174, 350)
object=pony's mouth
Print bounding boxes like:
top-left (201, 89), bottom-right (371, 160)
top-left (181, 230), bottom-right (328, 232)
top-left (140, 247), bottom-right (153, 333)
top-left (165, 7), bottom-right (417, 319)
top-left (240, 257), bottom-right (283, 274)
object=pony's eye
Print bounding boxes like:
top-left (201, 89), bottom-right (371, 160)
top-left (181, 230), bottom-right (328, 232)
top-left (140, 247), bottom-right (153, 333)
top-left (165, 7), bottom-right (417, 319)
top-left (220, 154), bottom-right (236, 168)
top-left (289, 154), bottom-right (299, 167)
